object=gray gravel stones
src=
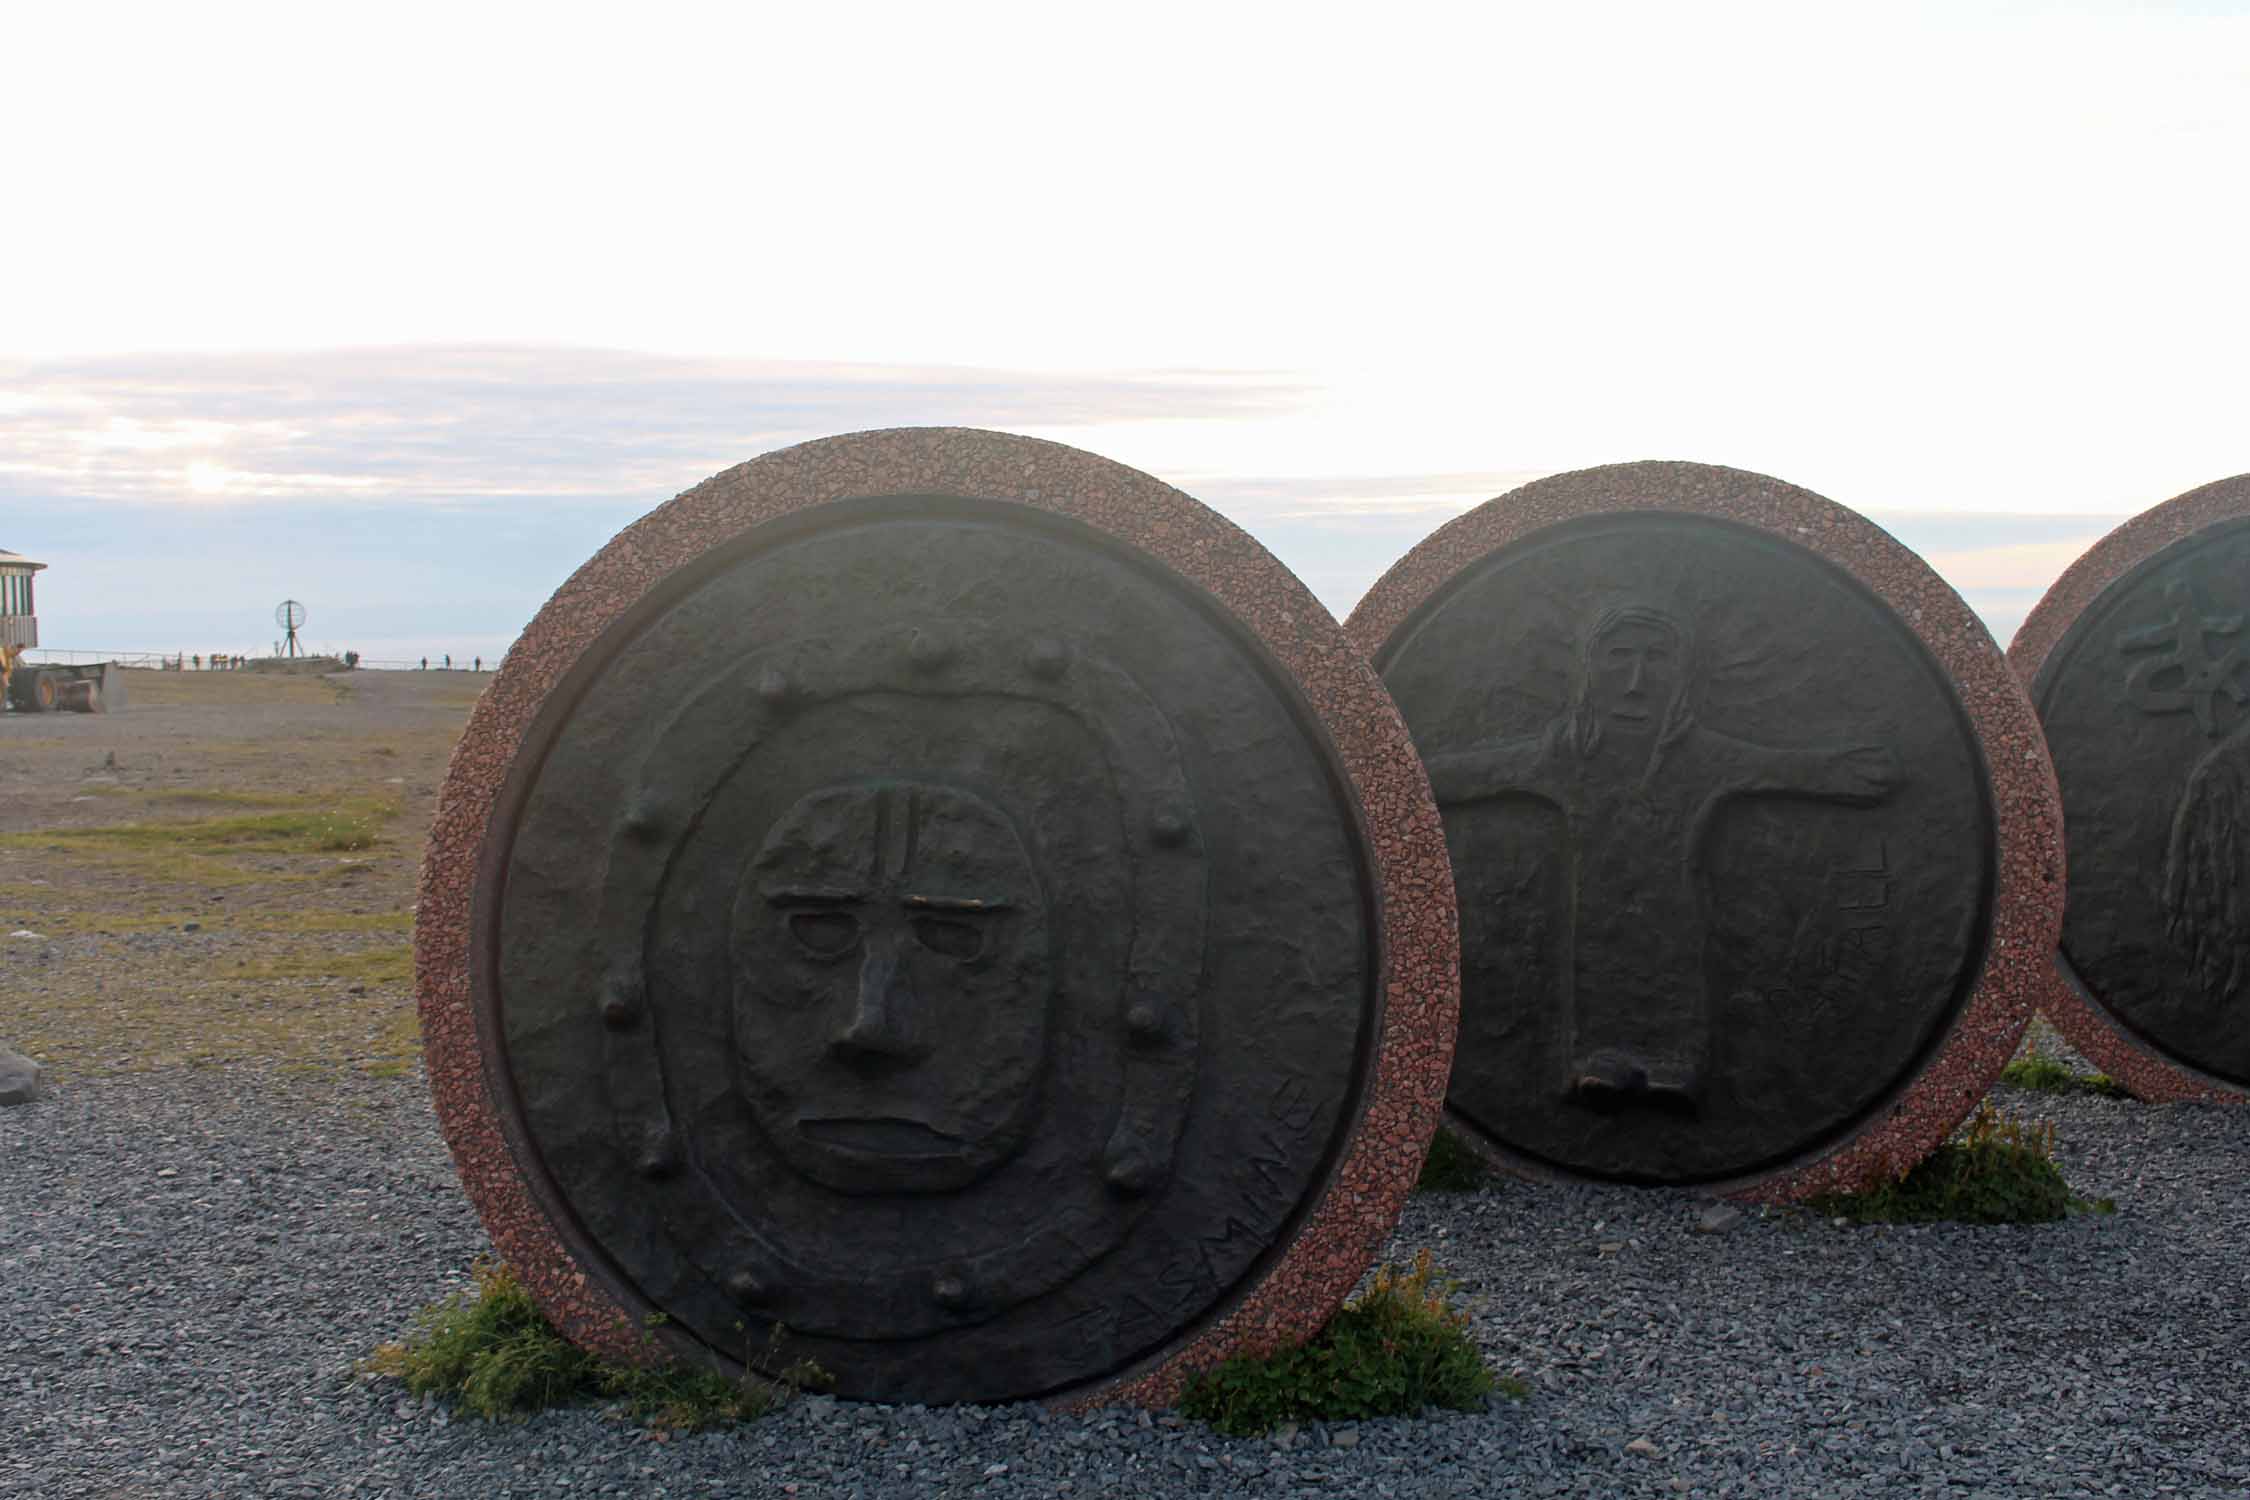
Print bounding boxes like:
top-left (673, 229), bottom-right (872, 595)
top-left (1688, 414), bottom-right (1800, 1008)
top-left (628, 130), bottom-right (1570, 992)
top-left (4, 1064), bottom-right (2249, 1497)
top-left (0, 1046), bottom-right (39, 1107)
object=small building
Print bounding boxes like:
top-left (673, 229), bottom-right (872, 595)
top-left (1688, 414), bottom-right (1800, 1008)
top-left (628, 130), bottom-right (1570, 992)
top-left (0, 549), bottom-right (41, 651)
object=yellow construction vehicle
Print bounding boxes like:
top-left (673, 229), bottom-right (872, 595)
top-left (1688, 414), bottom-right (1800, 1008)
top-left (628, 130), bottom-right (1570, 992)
top-left (2, 550), bottom-right (120, 713)
top-left (1, 550), bottom-right (39, 711)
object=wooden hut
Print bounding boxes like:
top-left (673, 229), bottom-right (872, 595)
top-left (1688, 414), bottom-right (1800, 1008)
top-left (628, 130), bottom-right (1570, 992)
top-left (0, 549), bottom-right (42, 652)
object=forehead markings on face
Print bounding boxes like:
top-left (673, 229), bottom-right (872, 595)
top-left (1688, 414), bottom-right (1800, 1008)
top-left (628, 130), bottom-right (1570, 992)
top-left (875, 784), bottom-right (912, 884)
top-left (760, 786), bottom-right (1018, 911)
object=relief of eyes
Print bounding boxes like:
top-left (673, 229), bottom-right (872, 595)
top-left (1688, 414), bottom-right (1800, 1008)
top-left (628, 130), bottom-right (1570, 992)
top-left (786, 906), bottom-right (995, 964)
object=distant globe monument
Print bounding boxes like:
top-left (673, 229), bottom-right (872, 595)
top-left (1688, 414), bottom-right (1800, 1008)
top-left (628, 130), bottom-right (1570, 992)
top-left (275, 599), bottom-right (306, 658)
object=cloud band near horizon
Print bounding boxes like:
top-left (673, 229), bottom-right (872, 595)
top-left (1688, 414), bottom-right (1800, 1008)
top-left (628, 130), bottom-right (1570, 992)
top-left (2, 343), bottom-right (2132, 662)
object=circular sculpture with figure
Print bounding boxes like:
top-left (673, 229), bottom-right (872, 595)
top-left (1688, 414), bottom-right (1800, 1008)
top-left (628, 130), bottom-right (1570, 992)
top-left (1348, 461), bottom-right (2061, 1197)
top-left (2010, 473), bottom-right (2250, 1103)
top-left (415, 428), bottom-right (1458, 1406)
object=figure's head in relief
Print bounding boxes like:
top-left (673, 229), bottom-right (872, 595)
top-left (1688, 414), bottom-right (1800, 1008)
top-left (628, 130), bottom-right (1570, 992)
top-left (1571, 604), bottom-right (1695, 760)
top-left (731, 780), bottom-right (1053, 1196)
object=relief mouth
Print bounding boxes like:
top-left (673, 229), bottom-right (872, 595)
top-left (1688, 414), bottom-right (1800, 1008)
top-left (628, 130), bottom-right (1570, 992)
top-left (799, 1116), bottom-right (965, 1155)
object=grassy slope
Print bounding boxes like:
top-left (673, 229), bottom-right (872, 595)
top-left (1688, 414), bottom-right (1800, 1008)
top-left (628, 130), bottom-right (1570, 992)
top-left (0, 670), bottom-right (467, 1078)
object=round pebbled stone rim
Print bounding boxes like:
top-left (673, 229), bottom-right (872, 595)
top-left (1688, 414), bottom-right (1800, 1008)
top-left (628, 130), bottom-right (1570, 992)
top-left (2007, 472), bottom-right (2250, 1105)
top-left (414, 426), bottom-right (1460, 1408)
top-left (1346, 459), bottom-right (2064, 1203)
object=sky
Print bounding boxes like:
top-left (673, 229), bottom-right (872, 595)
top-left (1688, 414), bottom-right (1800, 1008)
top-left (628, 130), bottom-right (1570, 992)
top-left (4, 0), bottom-right (2247, 664)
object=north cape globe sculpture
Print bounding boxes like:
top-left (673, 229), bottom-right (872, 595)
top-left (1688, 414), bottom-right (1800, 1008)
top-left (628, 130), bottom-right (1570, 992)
top-left (415, 429), bottom-right (1457, 1406)
top-left (1349, 461), bottom-right (2062, 1196)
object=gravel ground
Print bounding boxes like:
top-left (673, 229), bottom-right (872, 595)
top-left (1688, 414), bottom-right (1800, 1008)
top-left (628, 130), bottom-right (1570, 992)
top-left (6, 1062), bottom-right (2249, 1500)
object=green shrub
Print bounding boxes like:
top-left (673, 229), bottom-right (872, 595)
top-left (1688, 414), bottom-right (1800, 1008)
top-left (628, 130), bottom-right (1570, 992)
top-left (1416, 1128), bottom-right (1489, 1192)
top-left (362, 1260), bottom-right (825, 1429)
top-left (1810, 1105), bottom-right (2114, 1226)
top-left (2000, 1055), bottom-right (2131, 1098)
top-left (0, 797), bottom-right (397, 856)
top-left (1180, 1250), bottom-right (1513, 1436)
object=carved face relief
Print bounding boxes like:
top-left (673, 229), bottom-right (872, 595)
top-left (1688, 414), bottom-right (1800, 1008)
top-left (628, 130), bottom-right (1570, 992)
top-left (731, 780), bottom-right (1051, 1196)
top-left (494, 504), bottom-right (1379, 1402)
top-left (1588, 614), bottom-right (1684, 733)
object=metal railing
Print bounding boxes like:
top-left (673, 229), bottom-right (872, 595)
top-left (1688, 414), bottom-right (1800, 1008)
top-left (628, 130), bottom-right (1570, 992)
top-left (22, 649), bottom-right (175, 668)
top-left (20, 649), bottom-right (498, 672)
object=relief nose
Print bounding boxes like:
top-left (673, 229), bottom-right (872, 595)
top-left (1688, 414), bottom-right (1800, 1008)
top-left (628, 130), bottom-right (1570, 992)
top-left (832, 943), bottom-right (926, 1064)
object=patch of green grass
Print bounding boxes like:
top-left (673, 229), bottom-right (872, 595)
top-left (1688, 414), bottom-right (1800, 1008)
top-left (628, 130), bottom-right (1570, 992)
top-left (243, 908), bottom-right (414, 936)
top-left (0, 796), bottom-right (398, 895)
top-left (1181, 1250), bottom-right (1512, 1436)
top-left (106, 788), bottom-right (328, 810)
top-left (363, 1261), bottom-right (827, 1429)
top-left (229, 944), bottom-right (413, 985)
top-left (1811, 1105), bottom-right (2116, 1225)
top-left (0, 906), bottom-right (413, 938)
top-left (0, 797), bottom-right (396, 856)
top-left (0, 791), bottom-right (396, 863)
top-left (1416, 1128), bottom-right (1490, 1193)
top-left (124, 669), bottom-right (341, 707)
top-left (2001, 1055), bottom-right (2132, 1099)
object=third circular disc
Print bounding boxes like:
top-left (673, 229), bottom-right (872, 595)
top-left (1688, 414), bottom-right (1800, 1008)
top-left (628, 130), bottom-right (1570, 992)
top-left (2011, 473), bottom-right (2250, 1102)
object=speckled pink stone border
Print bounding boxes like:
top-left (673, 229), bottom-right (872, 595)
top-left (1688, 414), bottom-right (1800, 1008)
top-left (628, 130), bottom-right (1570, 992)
top-left (2007, 472), bottom-right (2250, 1105)
top-left (1345, 460), bottom-right (2064, 1203)
top-left (414, 426), bottom-right (1460, 1409)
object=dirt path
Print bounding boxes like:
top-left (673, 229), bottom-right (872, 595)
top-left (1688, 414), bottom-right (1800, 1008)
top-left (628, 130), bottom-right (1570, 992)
top-left (0, 668), bottom-right (486, 1078)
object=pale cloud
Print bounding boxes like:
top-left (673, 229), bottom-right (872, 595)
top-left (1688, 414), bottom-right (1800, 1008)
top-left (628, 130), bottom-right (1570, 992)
top-left (0, 345), bottom-right (1313, 508)
top-left (1923, 537), bottom-right (2115, 591)
top-left (0, 341), bottom-right (2153, 662)
top-left (75, 417), bottom-right (239, 453)
top-left (1865, 514), bottom-right (2130, 653)
top-left (1190, 471), bottom-right (1554, 524)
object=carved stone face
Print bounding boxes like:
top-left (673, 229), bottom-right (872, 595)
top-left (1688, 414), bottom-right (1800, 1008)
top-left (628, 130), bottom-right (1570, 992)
top-left (732, 781), bottom-right (1051, 1196)
top-left (1589, 616), bottom-right (1683, 732)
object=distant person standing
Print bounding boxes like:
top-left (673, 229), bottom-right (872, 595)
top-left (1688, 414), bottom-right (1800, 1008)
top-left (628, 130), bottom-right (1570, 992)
top-left (444, 653), bottom-right (452, 669)
top-left (420, 657), bottom-right (428, 671)
top-left (473, 655), bottom-right (481, 672)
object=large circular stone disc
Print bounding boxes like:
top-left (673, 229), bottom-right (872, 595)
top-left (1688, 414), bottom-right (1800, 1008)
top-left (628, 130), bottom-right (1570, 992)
top-left (416, 428), bottom-right (1457, 1406)
top-left (1348, 461), bottom-right (2061, 1197)
top-left (2010, 473), bottom-right (2250, 1103)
